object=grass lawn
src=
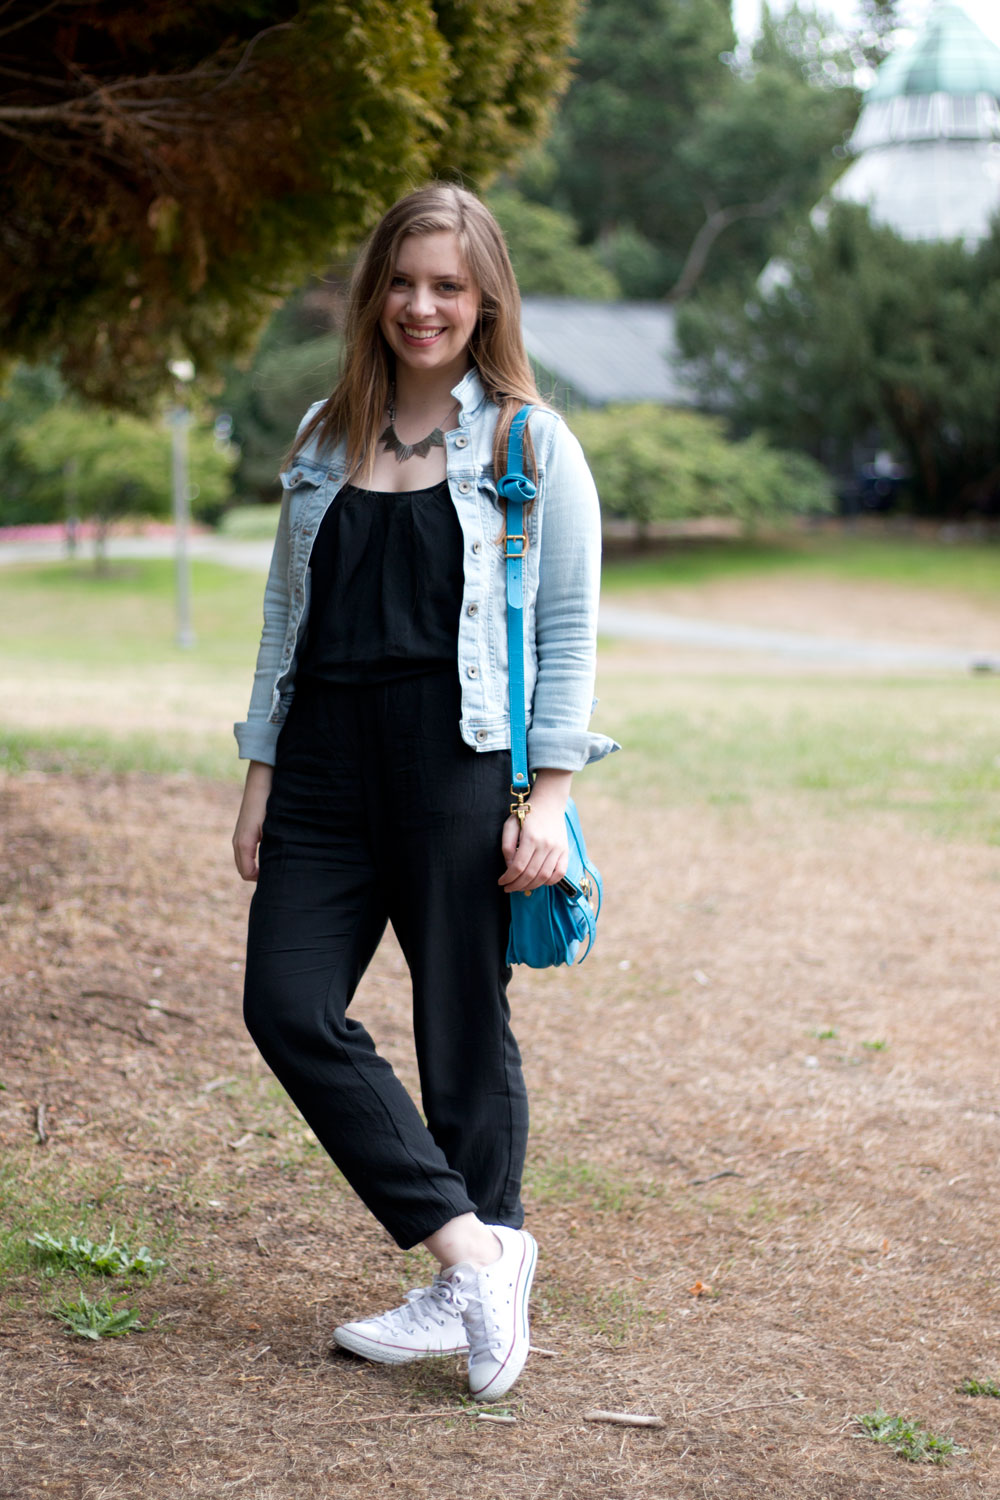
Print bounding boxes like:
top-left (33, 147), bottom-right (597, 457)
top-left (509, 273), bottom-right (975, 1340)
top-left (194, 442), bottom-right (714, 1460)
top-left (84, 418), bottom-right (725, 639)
top-left (601, 529), bottom-right (1000, 596)
top-left (1, 546), bottom-right (998, 842)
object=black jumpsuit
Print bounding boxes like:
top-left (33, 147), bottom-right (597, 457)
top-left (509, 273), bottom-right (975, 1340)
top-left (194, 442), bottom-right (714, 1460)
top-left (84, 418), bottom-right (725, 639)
top-left (242, 480), bottom-right (528, 1248)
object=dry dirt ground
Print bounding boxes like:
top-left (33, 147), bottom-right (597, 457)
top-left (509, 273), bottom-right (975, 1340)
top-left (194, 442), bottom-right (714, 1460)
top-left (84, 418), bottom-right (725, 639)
top-left (2, 748), bottom-right (1000, 1499)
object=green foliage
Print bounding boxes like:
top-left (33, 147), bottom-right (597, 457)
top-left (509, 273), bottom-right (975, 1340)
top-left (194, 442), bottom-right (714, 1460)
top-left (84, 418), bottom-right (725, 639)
top-left (854, 1409), bottom-right (962, 1464)
top-left (958, 1376), bottom-right (1000, 1398)
top-left (679, 203), bottom-right (1000, 515)
top-left (11, 400), bottom-right (235, 530)
top-left (487, 189), bottom-right (620, 299)
top-left (1, 1), bottom-right (576, 409)
top-left (51, 1291), bottom-right (144, 1340)
top-left (0, 364), bottom-right (64, 524)
top-left (30, 1229), bottom-right (164, 1279)
top-left (570, 404), bottom-right (834, 533)
top-left (223, 332), bottom-right (343, 504)
top-left (524, 1), bottom-right (857, 295)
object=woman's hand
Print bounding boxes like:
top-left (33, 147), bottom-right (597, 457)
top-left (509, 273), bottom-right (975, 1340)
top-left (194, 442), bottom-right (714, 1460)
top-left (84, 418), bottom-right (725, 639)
top-left (232, 761), bottom-right (274, 882)
top-left (499, 769), bottom-right (572, 894)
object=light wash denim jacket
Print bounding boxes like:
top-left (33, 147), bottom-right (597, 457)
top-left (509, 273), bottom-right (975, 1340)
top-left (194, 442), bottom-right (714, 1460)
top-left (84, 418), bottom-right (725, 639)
top-left (234, 367), bottom-right (619, 771)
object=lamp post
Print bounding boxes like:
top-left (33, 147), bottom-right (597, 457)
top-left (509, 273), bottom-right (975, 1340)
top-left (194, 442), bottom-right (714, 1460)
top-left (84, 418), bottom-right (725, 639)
top-left (167, 359), bottom-right (196, 649)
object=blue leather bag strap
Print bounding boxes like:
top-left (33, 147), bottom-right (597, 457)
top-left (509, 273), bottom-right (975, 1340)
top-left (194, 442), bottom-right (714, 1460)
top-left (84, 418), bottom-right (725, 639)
top-left (498, 404), bottom-right (537, 795)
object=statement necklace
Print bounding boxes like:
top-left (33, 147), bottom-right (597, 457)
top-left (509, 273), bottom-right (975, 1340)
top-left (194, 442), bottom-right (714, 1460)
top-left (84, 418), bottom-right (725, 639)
top-left (379, 394), bottom-right (455, 463)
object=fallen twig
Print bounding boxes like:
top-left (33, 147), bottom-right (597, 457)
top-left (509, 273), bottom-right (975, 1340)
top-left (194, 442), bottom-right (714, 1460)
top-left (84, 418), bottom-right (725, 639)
top-left (80, 989), bottom-right (200, 1026)
top-left (528, 1345), bottom-right (559, 1358)
top-left (81, 1012), bottom-right (157, 1047)
top-left (323, 1407), bottom-right (498, 1429)
top-left (34, 1103), bottom-right (48, 1145)
top-left (583, 1410), bottom-right (665, 1429)
top-left (687, 1170), bottom-right (744, 1186)
top-left (688, 1396), bottom-right (806, 1420)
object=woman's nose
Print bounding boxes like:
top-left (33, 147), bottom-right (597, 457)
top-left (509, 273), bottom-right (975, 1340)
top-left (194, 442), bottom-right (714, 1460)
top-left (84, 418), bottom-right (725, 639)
top-left (407, 282), bottom-right (436, 317)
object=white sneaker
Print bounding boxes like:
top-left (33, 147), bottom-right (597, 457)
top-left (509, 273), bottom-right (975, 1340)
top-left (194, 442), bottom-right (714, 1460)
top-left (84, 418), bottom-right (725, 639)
top-left (442, 1224), bottom-right (537, 1403)
top-left (332, 1276), bottom-right (470, 1364)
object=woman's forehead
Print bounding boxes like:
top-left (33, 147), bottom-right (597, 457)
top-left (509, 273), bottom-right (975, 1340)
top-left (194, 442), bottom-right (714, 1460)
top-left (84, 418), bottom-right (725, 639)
top-left (392, 230), bottom-right (469, 277)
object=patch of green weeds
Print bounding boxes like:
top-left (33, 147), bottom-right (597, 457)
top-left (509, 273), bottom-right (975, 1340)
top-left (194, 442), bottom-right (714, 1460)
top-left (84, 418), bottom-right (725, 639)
top-left (51, 1291), bottom-right (145, 1340)
top-left (861, 1039), bottom-right (890, 1052)
top-left (809, 1027), bottom-right (838, 1041)
top-left (526, 1156), bottom-right (658, 1215)
top-left (30, 1229), bottom-right (164, 1279)
top-left (854, 1408), bottom-right (963, 1464)
top-left (958, 1376), bottom-right (1000, 1398)
top-left (541, 1276), bottom-right (664, 1348)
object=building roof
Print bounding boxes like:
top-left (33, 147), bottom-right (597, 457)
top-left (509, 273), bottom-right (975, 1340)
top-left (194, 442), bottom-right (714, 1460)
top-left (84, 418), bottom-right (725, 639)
top-left (869, 3), bottom-right (1000, 103)
top-left (519, 299), bottom-right (691, 408)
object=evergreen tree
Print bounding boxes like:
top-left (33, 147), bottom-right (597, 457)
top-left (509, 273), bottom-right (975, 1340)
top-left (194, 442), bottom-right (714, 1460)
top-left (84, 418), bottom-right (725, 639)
top-left (523, 1), bottom-right (859, 298)
top-left (0, 0), bottom-right (577, 409)
top-left (678, 203), bottom-right (1000, 515)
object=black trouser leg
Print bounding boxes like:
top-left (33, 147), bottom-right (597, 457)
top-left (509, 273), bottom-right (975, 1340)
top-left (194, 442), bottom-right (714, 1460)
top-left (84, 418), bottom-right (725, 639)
top-left (242, 675), bottom-right (526, 1250)
top-left (380, 676), bottom-right (527, 1229)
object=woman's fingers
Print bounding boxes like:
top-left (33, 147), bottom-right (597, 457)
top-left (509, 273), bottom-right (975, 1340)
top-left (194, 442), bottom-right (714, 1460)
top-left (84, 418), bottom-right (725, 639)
top-left (498, 811), bottom-right (569, 892)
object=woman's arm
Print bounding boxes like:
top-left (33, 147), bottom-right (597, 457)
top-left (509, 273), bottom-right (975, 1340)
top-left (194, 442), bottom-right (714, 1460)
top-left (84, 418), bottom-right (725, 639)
top-left (232, 760), bottom-right (274, 881)
top-left (524, 419), bottom-right (610, 773)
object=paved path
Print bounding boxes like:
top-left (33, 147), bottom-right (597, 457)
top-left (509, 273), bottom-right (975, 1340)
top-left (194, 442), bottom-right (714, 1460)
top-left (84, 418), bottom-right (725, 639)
top-left (3, 535), bottom-right (998, 671)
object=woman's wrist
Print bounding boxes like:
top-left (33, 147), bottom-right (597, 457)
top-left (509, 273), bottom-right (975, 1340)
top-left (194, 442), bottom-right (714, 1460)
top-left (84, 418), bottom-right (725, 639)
top-left (529, 768), bottom-right (572, 808)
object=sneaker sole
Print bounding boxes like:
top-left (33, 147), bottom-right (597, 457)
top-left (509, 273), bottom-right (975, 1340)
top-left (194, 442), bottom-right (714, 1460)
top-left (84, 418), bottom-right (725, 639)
top-left (332, 1325), bottom-right (469, 1365)
top-left (468, 1229), bottom-right (538, 1403)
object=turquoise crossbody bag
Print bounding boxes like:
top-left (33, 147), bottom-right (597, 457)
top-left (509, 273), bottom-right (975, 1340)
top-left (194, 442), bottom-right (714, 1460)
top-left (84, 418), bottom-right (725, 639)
top-left (500, 405), bottom-right (603, 967)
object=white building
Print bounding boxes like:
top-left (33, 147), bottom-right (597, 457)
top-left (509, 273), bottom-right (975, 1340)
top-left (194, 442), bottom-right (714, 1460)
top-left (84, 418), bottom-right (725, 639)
top-left (830, 1), bottom-right (1000, 246)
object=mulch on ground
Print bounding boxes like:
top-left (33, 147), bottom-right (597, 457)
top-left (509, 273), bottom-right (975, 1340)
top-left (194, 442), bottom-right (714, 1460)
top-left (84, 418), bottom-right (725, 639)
top-left (1, 767), bottom-right (999, 1499)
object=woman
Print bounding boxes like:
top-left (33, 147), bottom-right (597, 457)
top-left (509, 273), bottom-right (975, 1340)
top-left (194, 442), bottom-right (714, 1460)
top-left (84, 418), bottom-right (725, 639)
top-left (232, 184), bottom-right (616, 1402)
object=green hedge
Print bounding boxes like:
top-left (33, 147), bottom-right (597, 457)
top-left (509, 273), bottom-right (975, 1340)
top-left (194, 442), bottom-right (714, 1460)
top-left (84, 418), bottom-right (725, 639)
top-left (570, 404), bottom-right (834, 533)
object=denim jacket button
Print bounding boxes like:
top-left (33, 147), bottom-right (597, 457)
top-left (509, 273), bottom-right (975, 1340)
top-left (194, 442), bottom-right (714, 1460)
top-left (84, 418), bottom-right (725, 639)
top-left (467, 602), bottom-right (479, 616)
top-left (458, 480), bottom-right (472, 494)
top-left (472, 540), bottom-right (483, 554)
top-left (289, 470), bottom-right (303, 485)
top-left (475, 729), bottom-right (488, 742)
top-left (466, 664), bottom-right (479, 679)
top-left (455, 435), bottom-right (469, 449)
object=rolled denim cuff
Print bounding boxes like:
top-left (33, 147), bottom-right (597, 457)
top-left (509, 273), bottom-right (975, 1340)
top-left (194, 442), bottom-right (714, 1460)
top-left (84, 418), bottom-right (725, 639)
top-left (526, 726), bottom-right (621, 773)
top-left (234, 719), bottom-right (281, 766)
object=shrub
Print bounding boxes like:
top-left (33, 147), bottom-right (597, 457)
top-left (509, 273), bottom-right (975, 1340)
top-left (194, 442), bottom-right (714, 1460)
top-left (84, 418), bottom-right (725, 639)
top-left (570, 403), bottom-right (834, 537)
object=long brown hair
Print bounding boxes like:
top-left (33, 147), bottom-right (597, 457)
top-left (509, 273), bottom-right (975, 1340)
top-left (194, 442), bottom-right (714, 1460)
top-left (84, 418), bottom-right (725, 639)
top-left (290, 184), bottom-right (545, 483)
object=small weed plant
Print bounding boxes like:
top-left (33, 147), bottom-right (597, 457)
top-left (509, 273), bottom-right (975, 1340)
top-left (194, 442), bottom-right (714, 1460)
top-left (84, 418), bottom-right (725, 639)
top-left (51, 1291), bottom-right (144, 1340)
top-left (855, 1409), bottom-right (962, 1464)
top-left (959, 1376), bottom-right (1000, 1398)
top-left (30, 1228), bottom-right (164, 1278)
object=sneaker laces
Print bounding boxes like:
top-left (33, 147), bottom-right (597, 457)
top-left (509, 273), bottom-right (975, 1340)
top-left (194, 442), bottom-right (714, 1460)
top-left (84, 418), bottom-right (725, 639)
top-left (442, 1266), bottom-right (502, 1361)
top-left (381, 1276), bottom-right (463, 1336)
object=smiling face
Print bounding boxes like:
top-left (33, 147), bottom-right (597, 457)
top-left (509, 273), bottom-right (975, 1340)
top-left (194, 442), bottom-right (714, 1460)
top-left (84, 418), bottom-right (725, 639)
top-left (378, 231), bottom-right (480, 384)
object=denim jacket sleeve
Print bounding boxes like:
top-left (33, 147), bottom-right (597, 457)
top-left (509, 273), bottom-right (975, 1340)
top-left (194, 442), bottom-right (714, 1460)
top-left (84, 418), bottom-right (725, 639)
top-left (233, 487), bottom-right (293, 765)
top-left (233, 403), bottom-right (323, 765)
top-left (526, 415), bottom-right (619, 773)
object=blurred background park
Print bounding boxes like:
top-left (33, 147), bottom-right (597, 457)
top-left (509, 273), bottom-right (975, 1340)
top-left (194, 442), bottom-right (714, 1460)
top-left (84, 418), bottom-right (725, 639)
top-left (3, 0), bottom-right (1000, 778)
top-left (5, 5), bottom-right (1000, 1496)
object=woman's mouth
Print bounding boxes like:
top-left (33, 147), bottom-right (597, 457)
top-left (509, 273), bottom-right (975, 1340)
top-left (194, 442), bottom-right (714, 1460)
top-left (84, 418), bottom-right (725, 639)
top-left (401, 325), bottom-right (445, 345)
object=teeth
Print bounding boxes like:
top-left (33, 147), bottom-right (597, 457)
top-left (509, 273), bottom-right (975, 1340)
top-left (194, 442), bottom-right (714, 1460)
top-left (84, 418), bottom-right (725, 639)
top-left (403, 327), bottom-right (442, 340)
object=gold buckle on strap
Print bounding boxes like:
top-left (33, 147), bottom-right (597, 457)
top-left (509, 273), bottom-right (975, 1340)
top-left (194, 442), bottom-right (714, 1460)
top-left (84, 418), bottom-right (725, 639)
top-left (509, 785), bottom-right (531, 830)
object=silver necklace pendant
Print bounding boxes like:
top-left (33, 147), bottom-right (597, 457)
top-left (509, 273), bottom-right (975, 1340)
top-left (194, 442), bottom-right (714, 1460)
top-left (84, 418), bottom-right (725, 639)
top-left (379, 422), bottom-right (445, 463)
top-left (380, 394), bottom-right (452, 463)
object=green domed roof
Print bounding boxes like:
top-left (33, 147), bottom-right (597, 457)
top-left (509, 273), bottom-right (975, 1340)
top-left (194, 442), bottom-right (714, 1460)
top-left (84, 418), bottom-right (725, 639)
top-left (869, 3), bottom-right (1000, 102)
